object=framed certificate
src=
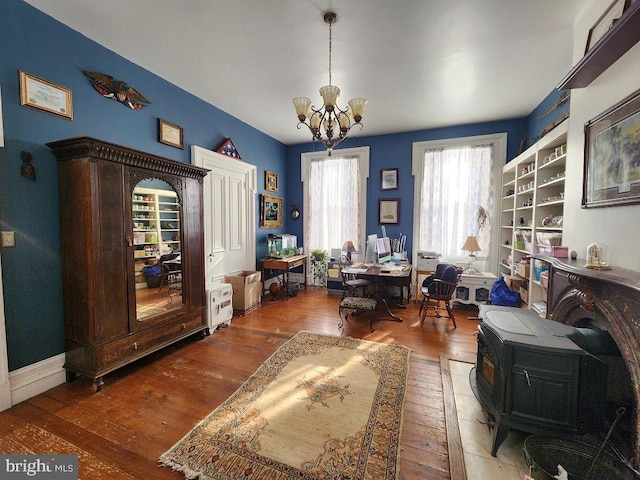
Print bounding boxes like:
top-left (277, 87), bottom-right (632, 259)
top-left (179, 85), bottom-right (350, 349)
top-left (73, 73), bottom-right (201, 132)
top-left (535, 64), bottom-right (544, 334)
top-left (19, 70), bottom-right (73, 120)
top-left (158, 118), bottom-right (184, 149)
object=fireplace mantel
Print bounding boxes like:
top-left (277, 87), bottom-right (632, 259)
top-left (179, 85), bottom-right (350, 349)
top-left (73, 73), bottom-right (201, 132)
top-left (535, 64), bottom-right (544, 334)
top-left (533, 255), bottom-right (640, 467)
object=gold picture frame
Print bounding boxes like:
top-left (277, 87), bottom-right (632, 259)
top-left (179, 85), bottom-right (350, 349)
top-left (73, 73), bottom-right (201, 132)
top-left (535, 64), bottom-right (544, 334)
top-left (265, 171), bottom-right (278, 192)
top-left (19, 70), bottom-right (73, 120)
top-left (158, 118), bottom-right (184, 149)
top-left (260, 194), bottom-right (283, 228)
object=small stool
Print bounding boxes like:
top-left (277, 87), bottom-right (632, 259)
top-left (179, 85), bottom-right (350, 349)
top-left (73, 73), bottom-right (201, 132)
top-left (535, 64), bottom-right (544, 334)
top-left (338, 297), bottom-right (377, 332)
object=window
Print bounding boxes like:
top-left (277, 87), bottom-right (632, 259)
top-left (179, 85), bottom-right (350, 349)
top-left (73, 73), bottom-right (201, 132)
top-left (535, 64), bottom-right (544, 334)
top-left (412, 134), bottom-right (505, 270)
top-left (301, 147), bottom-right (370, 260)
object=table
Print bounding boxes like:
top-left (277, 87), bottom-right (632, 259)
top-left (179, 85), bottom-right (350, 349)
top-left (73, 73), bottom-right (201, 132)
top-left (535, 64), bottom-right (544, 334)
top-left (260, 254), bottom-right (308, 298)
top-left (342, 264), bottom-right (412, 321)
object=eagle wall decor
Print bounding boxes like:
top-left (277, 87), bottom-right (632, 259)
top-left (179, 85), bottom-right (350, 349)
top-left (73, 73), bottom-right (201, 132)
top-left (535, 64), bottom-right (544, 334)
top-left (83, 71), bottom-right (150, 110)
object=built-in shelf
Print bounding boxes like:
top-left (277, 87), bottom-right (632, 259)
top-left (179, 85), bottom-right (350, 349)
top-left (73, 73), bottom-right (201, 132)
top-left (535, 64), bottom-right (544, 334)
top-left (558, 0), bottom-right (640, 89)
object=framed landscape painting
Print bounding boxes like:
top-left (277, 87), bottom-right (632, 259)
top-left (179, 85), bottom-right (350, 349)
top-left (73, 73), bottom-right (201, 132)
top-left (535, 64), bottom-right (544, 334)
top-left (583, 88), bottom-right (640, 208)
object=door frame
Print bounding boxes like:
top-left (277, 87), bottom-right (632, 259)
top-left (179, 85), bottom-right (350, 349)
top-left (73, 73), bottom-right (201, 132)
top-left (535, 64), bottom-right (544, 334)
top-left (192, 146), bottom-right (257, 280)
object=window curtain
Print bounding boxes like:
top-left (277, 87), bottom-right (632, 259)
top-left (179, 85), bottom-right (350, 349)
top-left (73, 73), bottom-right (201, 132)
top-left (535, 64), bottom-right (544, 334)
top-left (418, 144), bottom-right (494, 259)
top-left (306, 155), bottom-right (362, 254)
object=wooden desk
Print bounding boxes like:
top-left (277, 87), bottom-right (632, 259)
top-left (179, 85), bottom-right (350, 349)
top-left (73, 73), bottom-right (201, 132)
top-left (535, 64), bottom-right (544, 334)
top-left (260, 254), bottom-right (308, 298)
top-left (342, 264), bottom-right (412, 321)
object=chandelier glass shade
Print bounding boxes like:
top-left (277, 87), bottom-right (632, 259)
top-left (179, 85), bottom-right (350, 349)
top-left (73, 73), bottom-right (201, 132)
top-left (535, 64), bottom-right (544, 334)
top-left (292, 12), bottom-right (367, 156)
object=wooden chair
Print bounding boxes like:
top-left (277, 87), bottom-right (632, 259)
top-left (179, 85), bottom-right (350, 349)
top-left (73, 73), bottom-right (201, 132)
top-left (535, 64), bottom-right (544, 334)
top-left (419, 264), bottom-right (463, 328)
top-left (338, 255), bottom-right (376, 331)
top-left (338, 255), bottom-right (372, 299)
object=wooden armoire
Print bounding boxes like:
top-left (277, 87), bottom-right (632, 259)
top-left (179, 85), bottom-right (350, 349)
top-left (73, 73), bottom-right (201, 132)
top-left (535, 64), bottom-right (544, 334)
top-left (48, 137), bottom-right (209, 390)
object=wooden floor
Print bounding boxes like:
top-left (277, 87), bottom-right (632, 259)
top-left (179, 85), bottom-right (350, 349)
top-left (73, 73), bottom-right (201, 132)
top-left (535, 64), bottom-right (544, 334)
top-left (0, 288), bottom-right (480, 479)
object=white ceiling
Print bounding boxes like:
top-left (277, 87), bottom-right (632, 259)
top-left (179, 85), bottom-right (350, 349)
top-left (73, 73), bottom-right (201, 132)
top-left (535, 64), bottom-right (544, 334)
top-left (24, 0), bottom-right (585, 145)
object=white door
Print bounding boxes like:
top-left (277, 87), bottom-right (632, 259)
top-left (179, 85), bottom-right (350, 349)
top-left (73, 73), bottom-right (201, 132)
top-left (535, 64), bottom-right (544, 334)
top-left (192, 146), bottom-right (257, 283)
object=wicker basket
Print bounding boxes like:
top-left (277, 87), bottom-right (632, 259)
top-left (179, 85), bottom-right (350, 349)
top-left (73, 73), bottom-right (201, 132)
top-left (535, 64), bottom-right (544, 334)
top-left (524, 436), bottom-right (636, 480)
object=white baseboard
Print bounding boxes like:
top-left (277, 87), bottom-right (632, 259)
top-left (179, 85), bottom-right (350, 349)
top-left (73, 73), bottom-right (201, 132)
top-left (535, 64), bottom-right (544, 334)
top-left (0, 380), bottom-right (11, 412)
top-left (9, 353), bottom-right (66, 406)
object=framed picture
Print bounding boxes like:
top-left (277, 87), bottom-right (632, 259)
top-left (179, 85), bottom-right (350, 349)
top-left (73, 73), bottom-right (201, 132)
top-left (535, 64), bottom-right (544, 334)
top-left (584, 0), bottom-right (630, 53)
top-left (381, 168), bottom-right (399, 190)
top-left (379, 199), bottom-right (400, 224)
top-left (260, 194), bottom-right (283, 228)
top-left (265, 171), bottom-right (278, 192)
top-left (19, 70), bottom-right (73, 120)
top-left (158, 118), bottom-right (184, 149)
top-left (583, 88), bottom-right (640, 208)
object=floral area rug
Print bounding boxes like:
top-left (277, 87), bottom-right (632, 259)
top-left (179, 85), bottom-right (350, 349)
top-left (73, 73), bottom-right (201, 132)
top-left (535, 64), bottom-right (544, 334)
top-left (159, 330), bottom-right (410, 480)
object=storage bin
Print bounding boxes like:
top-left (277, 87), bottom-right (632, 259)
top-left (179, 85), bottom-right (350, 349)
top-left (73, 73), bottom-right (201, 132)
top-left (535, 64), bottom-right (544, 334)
top-left (514, 241), bottom-right (525, 250)
top-left (540, 272), bottom-right (549, 289)
top-left (537, 245), bottom-right (568, 258)
top-left (533, 263), bottom-right (548, 282)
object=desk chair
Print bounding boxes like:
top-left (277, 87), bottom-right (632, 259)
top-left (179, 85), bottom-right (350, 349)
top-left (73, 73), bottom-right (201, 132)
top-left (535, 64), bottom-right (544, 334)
top-left (339, 255), bottom-right (372, 299)
top-left (419, 263), bottom-right (463, 328)
top-left (157, 253), bottom-right (181, 298)
top-left (338, 255), bottom-right (376, 331)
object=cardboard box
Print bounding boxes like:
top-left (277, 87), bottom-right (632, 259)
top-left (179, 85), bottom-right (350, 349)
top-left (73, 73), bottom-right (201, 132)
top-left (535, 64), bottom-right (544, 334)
top-left (520, 286), bottom-right (529, 304)
top-left (504, 275), bottom-right (525, 290)
top-left (517, 263), bottom-right (530, 278)
top-left (224, 271), bottom-right (262, 312)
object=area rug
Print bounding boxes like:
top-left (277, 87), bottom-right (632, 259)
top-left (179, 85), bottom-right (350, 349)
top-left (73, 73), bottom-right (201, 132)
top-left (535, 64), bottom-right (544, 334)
top-left (159, 330), bottom-right (410, 480)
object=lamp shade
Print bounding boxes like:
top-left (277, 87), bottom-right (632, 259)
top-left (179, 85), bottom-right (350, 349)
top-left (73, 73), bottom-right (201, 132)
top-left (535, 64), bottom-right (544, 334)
top-left (342, 240), bottom-right (356, 253)
top-left (461, 236), bottom-right (481, 253)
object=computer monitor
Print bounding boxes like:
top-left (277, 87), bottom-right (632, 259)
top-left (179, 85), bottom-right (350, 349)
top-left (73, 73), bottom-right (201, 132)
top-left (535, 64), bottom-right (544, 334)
top-left (364, 234), bottom-right (378, 264)
top-left (376, 237), bottom-right (392, 265)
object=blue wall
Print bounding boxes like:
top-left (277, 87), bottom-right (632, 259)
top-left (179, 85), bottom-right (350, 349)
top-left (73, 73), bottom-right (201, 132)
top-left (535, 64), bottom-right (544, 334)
top-left (0, 0), bottom-right (286, 370)
top-left (285, 119), bottom-right (526, 261)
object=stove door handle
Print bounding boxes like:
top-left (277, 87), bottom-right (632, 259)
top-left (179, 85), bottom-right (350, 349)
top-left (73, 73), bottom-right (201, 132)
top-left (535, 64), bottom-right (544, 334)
top-left (523, 369), bottom-right (531, 387)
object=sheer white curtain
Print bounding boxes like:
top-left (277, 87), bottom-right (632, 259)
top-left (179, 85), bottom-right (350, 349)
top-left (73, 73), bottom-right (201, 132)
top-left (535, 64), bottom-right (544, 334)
top-left (307, 155), bottom-right (362, 253)
top-left (301, 147), bottom-right (369, 259)
top-left (418, 144), bottom-right (494, 261)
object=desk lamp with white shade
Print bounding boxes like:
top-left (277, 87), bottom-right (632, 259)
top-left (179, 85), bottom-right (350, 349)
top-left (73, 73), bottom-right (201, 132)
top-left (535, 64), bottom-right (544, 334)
top-left (461, 236), bottom-right (482, 272)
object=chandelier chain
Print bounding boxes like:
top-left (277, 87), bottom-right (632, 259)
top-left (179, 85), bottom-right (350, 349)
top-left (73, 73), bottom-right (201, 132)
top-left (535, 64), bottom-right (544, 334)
top-left (292, 10), bottom-right (366, 155)
top-left (328, 18), bottom-right (332, 85)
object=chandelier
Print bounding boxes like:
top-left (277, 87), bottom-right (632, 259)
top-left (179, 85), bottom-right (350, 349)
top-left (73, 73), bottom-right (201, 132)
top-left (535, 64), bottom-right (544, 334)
top-left (292, 11), bottom-right (367, 156)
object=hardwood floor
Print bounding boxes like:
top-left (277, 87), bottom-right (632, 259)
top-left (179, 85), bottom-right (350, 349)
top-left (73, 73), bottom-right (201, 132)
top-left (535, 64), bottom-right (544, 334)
top-left (0, 288), bottom-right (480, 479)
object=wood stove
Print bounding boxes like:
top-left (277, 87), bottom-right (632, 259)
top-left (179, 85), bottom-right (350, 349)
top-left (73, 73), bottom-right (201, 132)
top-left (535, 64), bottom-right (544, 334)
top-left (471, 306), bottom-right (609, 456)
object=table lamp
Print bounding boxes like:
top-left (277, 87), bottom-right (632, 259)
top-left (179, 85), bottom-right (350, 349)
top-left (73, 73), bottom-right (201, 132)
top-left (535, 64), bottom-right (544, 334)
top-left (461, 236), bottom-right (482, 272)
top-left (342, 240), bottom-right (356, 264)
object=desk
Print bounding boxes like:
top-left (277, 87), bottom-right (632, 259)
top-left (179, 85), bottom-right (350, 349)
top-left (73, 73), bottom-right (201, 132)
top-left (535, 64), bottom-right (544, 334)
top-left (260, 254), bottom-right (308, 298)
top-left (342, 264), bottom-right (412, 321)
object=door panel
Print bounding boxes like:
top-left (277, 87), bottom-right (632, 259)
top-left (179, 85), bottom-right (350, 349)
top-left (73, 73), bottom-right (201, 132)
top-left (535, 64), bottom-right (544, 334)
top-left (192, 146), bottom-right (256, 283)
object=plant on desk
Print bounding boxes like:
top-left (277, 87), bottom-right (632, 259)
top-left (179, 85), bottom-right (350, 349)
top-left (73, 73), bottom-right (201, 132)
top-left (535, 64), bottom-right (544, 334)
top-left (310, 249), bottom-right (328, 287)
